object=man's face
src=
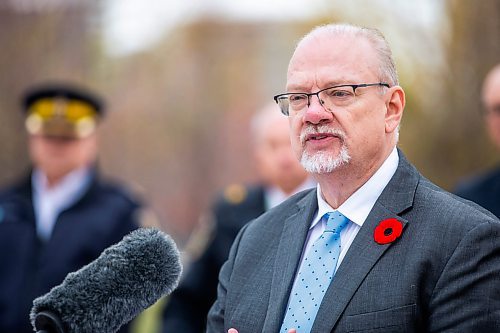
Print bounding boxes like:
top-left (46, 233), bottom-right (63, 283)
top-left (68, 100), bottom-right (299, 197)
top-left (255, 115), bottom-right (308, 194)
top-left (286, 35), bottom-right (398, 175)
top-left (483, 69), bottom-right (500, 149)
top-left (29, 134), bottom-right (98, 180)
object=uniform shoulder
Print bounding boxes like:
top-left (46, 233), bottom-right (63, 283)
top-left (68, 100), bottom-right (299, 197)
top-left (93, 176), bottom-right (162, 228)
top-left (417, 176), bottom-right (499, 228)
top-left (93, 176), bottom-right (144, 208)
top-left (0, 175), bottom-right (31, 202)
top-left (214, 183), bottom-right (264, 209)
top-left (454, 166), bottom-right (500, 197)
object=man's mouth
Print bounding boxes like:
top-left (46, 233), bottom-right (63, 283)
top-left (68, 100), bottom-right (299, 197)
top-left (300, 125), bottom-right (346, 146)
top-left (305, 133), bottom-right (335, 142)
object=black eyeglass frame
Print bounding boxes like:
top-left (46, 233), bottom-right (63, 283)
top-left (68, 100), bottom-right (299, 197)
top-left (273, 82), bottom-right (390, 116)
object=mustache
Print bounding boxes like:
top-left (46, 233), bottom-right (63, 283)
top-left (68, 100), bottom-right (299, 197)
top-left (299, 125), bottom-right (346, 145)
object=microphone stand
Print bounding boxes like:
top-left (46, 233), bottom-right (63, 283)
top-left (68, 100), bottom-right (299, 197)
top-left (34, 310), bottom-right (65, 333)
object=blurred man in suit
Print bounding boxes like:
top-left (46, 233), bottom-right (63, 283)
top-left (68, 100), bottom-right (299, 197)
top-left (161, 103), bottom-right (314, 332)
top-left (0, 83), bottom-right (143, 333)
top-left (207, 23), bottom-right (500, 333)
top-left (454, 63), bottom-right (500, 218)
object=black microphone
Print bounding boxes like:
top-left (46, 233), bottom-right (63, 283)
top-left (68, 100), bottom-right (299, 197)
top-left (30, 227), bottom-right (182, 333)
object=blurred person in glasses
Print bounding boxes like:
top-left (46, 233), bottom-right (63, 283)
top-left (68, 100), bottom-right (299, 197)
top-left (207, 24), bottom-right (500, 333)
top-left (0, 83), bottom-right (146, 333)
top-left (162, 103), bottom-right (315, 333)
top-left (454, 63), bottom-right (500, 218)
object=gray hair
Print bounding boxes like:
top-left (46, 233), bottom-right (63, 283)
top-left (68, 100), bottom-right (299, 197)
top-left (295, 23), bottom-right (399, 86)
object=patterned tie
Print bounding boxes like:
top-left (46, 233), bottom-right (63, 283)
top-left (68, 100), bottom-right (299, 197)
top-left (280, 211), bottom-right (350, 333)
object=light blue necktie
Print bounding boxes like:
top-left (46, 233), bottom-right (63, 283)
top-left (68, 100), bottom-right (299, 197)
top-left (280, 211), bottom-right (349, 333)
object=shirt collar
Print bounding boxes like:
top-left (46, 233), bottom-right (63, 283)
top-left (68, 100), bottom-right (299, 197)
top-left (32, 167), bottom-right (92, 206)
top-left (312, 147), bottom-right (399, 229)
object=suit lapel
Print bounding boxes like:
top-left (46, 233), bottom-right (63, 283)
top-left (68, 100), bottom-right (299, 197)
top-left (262, 189), bottom-right (318, 333)
top-left (311, 151), bottom-right (420, 333)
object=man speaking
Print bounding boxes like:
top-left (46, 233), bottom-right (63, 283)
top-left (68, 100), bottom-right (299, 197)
top-left (207, 24), bottom-right (500, 332)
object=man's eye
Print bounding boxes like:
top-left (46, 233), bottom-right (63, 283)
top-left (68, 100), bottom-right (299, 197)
top-left (289, 94), bottom-right (307, 102)
top-left (327, 89), bottom-right (353, 98)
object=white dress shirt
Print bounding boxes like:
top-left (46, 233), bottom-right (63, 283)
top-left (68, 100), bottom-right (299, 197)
top-left (32, 167), bottom-right (92, 241)
top-left (296, 147), bottom-right (399, 276)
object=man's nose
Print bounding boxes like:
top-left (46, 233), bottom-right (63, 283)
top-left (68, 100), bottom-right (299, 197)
top-left (303, 95), bottom-right (332, 124)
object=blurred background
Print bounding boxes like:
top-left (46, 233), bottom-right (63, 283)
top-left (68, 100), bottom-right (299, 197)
top-left (0, 0), bottom-right (499, 245)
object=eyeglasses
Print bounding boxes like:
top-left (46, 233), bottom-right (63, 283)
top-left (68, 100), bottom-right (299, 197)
top-left (273, 82), bottom-right (390, 116)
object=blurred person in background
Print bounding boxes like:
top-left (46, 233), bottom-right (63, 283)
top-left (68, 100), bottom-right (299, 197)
top-left (0, 83), bottom-right (145, 333)
top-left (161, 103), bottom-right (315, 333)
top-left (454, 64), bottom-right (500, 218)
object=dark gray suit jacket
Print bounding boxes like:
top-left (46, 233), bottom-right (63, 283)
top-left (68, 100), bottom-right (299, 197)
top-left (207, 153), bottom-right (500, 333)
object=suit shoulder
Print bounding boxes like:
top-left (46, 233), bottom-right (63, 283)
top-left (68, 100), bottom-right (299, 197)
top-left (231, 189), bottom-right (315, 254)
top-left (250, 188), bottom-right (315, 227)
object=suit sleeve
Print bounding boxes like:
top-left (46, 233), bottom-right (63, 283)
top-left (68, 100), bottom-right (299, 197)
top-left (206, 223), bottom-right (250, 333)
top-left (428, 219), bottom-right (500, 331)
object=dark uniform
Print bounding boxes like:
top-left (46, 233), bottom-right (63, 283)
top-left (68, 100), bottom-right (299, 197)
top-left (0, 83), bottom-right (142, 333)
top-left (454, 166), bottom-right (500, 218)
top-left (162, 184), bottom-right (266, 333)
top-left (0, 171), bottom-right (141, 333)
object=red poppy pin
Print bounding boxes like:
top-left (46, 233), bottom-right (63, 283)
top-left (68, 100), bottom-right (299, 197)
top-left (374, 218), bottom-right (403, 245)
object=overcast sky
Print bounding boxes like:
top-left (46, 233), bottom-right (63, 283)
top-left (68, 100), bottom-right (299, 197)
top-left (102, 0), bottom-right (444, 56)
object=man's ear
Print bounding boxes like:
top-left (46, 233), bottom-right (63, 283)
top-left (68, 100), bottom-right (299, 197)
top-left (385, 86), bottom-right (405, 134)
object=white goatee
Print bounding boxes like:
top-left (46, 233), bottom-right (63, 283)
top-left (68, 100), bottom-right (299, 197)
top-left (299, 125), bottom-right (351, 174)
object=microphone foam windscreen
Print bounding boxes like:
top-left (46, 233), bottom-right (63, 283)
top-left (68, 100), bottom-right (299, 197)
top-left (30, 228), bottom-right (182, 333)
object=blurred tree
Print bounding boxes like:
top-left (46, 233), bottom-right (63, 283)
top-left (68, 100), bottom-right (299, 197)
top-left (408, 0), bottom-right (500, 189)
top-left (0, 1), bottom-right (102, 186)
top-left (2, 1), bottom-right (498, 244)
